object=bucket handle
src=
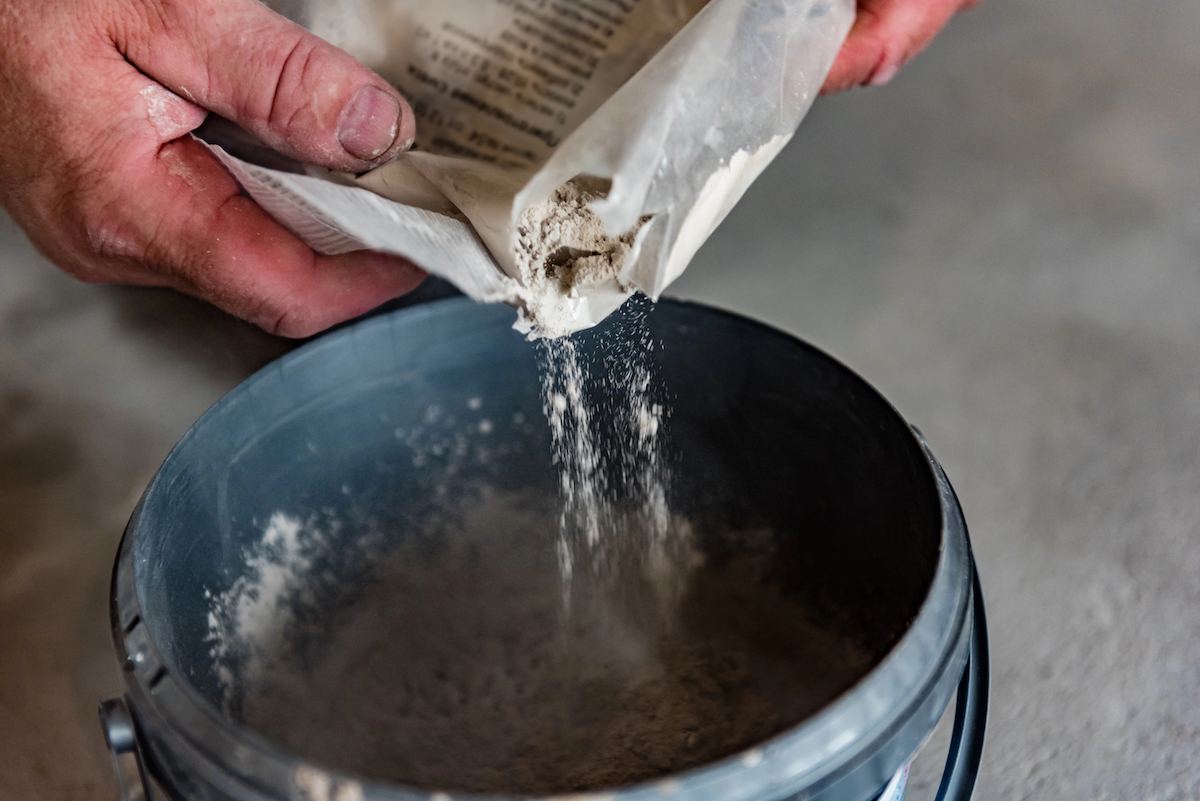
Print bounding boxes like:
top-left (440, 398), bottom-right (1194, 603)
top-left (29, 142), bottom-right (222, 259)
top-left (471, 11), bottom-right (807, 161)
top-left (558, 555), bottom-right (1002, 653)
top-left (933, 559), bottom-right (989, 801)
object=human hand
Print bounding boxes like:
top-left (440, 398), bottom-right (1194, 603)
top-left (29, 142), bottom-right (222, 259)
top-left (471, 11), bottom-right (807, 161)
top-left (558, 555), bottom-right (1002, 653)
top-left (822, 0), bottom-right (981, 93)
top-left (0, 0), bottom-right (426, 337)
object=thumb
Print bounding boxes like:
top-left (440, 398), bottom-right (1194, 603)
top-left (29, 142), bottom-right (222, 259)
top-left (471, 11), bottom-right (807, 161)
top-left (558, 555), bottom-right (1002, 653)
top-left (118, 0), bottom-right (415, 172)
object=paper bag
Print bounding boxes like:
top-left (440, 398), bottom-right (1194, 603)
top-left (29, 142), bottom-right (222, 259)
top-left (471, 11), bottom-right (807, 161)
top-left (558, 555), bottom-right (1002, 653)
top-left (211, 0), bottom-right (853, 336)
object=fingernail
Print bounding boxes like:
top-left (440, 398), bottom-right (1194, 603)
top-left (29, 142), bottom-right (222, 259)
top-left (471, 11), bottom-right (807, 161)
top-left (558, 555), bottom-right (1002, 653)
top-left (869, 62), bottom-right (901, 87)
top-left (338, 85), bottom-right (402, 162)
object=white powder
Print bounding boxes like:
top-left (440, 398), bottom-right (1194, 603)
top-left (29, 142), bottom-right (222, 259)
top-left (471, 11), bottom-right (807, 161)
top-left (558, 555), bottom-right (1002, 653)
top-left (206, 394), bottom-right (509, 707)
top-left (139, 83), bottom-right (206, 141)
top-left (515, 178), bottom-right (650, 339)
top-left (294, 765), bottom-right (365, 801)
top-left (663, 137), bottom-right (792, 287)
top-left (538, 299), bottom-right (692, 617)
top-left (206, 512), bottom-right (317, 704)
top-left (541, 335), bottom-right (606, 557)
top-left (215, 491), bottom-right (874, 796)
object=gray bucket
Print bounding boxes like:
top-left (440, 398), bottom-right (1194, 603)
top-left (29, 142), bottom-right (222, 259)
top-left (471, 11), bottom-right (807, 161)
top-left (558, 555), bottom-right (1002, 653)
top-left (101, 297), bottom-right (987, 801)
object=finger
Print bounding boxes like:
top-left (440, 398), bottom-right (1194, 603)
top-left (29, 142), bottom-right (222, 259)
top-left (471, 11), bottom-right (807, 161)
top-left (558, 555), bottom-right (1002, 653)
top-left (143, 139), bottom-right (426, 336)
top-left (74, 73), bottom-right (425, 337)
top-left (114, 0), bottom-right (415, 172)
top-left (821, 0), bottom-right (972, 94)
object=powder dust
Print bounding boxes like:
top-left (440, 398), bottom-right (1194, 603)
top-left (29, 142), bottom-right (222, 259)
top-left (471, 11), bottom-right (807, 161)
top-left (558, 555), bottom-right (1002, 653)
top-left (516, 177), bottom-right (650, 338)
top-left (226, 491), bottom-right (874, 796)
top-left (537, 298), bottom-right (688, 621)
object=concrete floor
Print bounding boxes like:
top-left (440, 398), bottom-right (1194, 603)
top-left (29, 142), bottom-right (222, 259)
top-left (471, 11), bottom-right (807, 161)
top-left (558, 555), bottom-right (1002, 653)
top-left (2, 0), bottom-right (1199, 797)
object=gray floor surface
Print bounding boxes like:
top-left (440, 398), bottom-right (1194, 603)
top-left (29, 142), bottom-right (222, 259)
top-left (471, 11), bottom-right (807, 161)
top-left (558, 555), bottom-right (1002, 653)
top-left (2, 0), bottom-right (1198, 798)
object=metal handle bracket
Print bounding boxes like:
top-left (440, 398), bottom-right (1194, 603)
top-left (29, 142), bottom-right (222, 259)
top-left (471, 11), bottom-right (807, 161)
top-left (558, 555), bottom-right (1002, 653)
top-left (100, 696), bottom-right (155, 801)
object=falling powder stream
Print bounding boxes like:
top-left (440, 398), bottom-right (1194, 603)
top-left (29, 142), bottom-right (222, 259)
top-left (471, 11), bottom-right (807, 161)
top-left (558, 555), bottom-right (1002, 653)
top-left (537, 298), bottom-right (679, 608)
top-left (540, 335), bottom-right (598, 588)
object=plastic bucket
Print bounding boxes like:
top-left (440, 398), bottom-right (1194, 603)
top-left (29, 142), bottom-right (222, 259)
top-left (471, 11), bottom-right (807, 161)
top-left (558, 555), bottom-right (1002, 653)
top-left (102, 298), bottom-right (987, 801)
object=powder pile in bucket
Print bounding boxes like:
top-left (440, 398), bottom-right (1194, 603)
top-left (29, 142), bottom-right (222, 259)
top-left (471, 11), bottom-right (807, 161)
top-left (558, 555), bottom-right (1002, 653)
top-left (211, 490), bottom-right (874, 795)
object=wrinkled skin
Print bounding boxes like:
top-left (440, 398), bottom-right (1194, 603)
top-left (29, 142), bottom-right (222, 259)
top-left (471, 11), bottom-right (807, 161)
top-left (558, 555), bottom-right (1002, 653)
top-left (0, 0), bottom-right (977, 338)
top-left (0, 0), bottom-right (424, 337)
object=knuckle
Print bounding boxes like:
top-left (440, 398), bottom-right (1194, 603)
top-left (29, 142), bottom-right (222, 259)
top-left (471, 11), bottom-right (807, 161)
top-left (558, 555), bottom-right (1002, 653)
top-left (265, 34), bottom-right (323, 134)
top-left (10, 159), bottom-right (143, 286)
top-left (239, 293), bottom-right (277, 331)
top-left (76, 176), bottom-right (147, 263)
top-left (248, 296), bottom-right (302, 338)
top-left (109, 0), bottom-right (169, 54)
top-left (81, 204), bottom-right (144, 261)
top-left (68, 134), bottom-right (152, 257)
top-left (269, 307), bottom-right (323, 339)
